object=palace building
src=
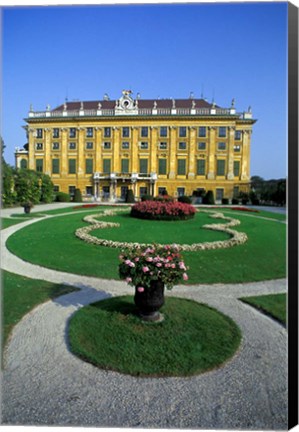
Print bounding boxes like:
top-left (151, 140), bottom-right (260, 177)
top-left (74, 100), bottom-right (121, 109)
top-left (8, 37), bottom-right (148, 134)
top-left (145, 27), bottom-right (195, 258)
top-left (15, 90), bottom-right (256, 203)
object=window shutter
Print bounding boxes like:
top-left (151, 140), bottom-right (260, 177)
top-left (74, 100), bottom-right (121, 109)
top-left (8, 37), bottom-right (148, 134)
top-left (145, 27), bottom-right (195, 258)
top-left (139, 159), bottom-right (148, 174)
top-left (86, 159), bottom-right (93, 174)
top-left (177, 159), bottom-right (186, 175)
top-left (68, 159), bottom-right (76, 174)
top-left (121, 159), bottom-right (129, 173)
top-left (52, 158), bottom-right (60, 174)
top-left (103, 159), bottom-right (111, 174)
top-left (158, 159), bottom-right (167, 175)
top-left (197, 159), bottom-right (206, 175)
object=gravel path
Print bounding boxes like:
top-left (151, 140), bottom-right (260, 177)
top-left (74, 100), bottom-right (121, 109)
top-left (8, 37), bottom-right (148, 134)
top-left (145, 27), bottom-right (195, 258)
top-left (1, 206), bottom-right (288, 429)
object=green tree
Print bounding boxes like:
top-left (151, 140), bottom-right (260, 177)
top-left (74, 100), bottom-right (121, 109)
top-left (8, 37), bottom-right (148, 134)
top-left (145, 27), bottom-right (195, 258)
top-left (1, 137), bottom-right (17, 206)
top-left (14, 169), bottom-right (41, 205)
top-left (39, 173), bottom-right (54, 203)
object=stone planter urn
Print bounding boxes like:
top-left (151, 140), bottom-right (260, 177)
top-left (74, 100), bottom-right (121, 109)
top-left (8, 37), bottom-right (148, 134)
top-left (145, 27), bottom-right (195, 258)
top-left (134, 279), bottom-right (165, 322)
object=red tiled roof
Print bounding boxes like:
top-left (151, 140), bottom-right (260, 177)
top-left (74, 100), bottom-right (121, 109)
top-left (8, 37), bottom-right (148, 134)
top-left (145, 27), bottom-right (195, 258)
top-left (52, 98), bottom-right (218, 112)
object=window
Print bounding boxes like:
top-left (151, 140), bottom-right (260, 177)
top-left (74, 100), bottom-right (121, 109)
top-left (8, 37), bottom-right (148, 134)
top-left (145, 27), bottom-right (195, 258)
top-left (36, 129), bottom-right (43, 138)
top-left (218, 127), bottom-right (227, 138)
top-left (233, 186), bottom-right (239, 198)
top-left (103, 142), bottom-right (111, 150)
top-left (140, 142), bottom-right (149, 150)
top-left (178, 142), bottom-right (187, 150)
top-left (52, 158), bottom-right (60, 174)
top-left (139, 159), bottom-right (148, 174)
top-left (234, 145), bottom-right (241, 152)
top-left (36, 143), bottom-right (43, 150)
top-left (103, 159), bottom-right (111, 174)
top-left (36, 159), bottom-right (43, 172)
top-left (177, 187), bottom-right (185, 197)
top-left (69, 186), bottom-right (76, 197)
top-left (216, 188), bottom-right (224, 201)
top-left (197, 159), bottom-right (206, 175)
top-left (69, 128), bottom-right (76, 138)
top-left (122, 142), bottom-right (130, 149)
top-left (53, 185), bottom-right (60, 193)
top-left (158, 187), bottom-right (167, 195)
top-left (218, 142), bottom-right (226, 151)
top-left (68, 159), bottom-right (76, 174)
top-left (52, 142), bottom-right (60, 150)
top-left (198, 126), bottom-right (206, 137)
top-left (217, 160), bottom-right (226, 176)
top-left (158, 158), bottom-right (167, 175)
top-left (86, 142), bottom-right (93, 150)
top-left (141, 127), bottom-right (148, 138)
top-left (177, 159), bottom-right (186, 175)
top-left (104, 127), bottom-right (111, 138)
top-left (234, 161), bottom-right (240, 176)
top-left (160, 126), bottom-right (168, 137)
top-left (122, 127), bottom-right (130, 138)
top-left (86, 186), bottom-right (93, 195)
top-left (179, 126), bottom-right (187, 137)
top-left (121, 159), bottom-right (129, 173)
top-left (20, 159), bottom-right (27, 169)
top-left (140, 187), bottom-right (148, 197)
top-left (69, 142), bottom-right (76, 150)
top-left (198, 142), bottom-right (206, 150)
top-left (86, 127), bottom-right (93, 138)
top-left (53, 128), bottom-right (59, 138)
top-left (86, 158), bottom-right (93, 174)
top-left (159, 142), bottom-right (167, 150)
top-left (235, 130), bottom-right (242, 140)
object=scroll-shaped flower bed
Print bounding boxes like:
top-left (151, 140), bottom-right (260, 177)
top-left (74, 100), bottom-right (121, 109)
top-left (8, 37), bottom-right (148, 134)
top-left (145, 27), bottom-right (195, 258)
top-left (130, 200), bottom-right (196, 220)
top-left (75, 208), bottom-right (248, 251)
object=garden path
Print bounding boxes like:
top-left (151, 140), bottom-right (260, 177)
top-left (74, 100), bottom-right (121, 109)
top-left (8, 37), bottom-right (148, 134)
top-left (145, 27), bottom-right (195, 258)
top-left (1, 205), bottom-right (287, 429)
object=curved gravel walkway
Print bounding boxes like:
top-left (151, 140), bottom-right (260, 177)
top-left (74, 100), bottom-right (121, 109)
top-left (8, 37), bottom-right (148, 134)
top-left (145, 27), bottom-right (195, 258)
top-left (1, 206), bottom-right (288, 429)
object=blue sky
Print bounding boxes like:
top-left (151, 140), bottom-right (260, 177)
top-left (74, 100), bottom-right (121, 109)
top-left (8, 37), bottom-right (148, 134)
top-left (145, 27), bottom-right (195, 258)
top-left (2, 2), bottom-right (288, 179)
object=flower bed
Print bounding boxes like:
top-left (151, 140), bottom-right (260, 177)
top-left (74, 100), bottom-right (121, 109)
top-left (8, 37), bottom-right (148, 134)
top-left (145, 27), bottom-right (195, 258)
top-left (75, 208), bottom-right (248, 251)
top-left (131, 200), bottom-right (196, 220)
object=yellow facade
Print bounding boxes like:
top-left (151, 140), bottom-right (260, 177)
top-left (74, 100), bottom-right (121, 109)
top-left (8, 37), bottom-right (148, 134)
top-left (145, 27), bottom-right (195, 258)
top-left (15, 91), bottom-right (256, 203)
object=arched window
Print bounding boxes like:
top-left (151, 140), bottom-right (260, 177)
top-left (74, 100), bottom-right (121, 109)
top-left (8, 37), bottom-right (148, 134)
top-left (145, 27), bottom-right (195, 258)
top-left (20, 159), bottom-right (28, 169)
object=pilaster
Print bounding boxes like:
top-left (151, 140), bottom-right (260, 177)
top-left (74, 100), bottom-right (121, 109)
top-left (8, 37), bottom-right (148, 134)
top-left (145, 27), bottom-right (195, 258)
top-left (131, 126), bottom-right (138, 173)
top-left (227, 126), bottom-right (235, 180)
top-left (77, 128), bottom-right (85, 178)
top-left (169, 126), bottom-right (177, 179)
top-left (61, 128), bottom-right (68, 176)
top-left (188, 126), bottom-right (196, 179)
top-left (241, 130), bottom-right (251, 180)
top-left (95, 127), bottom-right (102, 172)
top-left (207, 126), bottom-right (216, 179)
top-left (113, 127), bottom-right (120, 173)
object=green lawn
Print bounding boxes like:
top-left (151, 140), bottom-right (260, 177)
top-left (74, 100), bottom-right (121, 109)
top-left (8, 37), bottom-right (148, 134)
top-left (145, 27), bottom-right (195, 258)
top-left (6, 208), bottom-right (286, 284)
top-left (68, 295), bottom-right (242, 377)
top-left (1, 218), bottom-right (25, 230)
top-left (2, 270), bottom-right (78, 348)
top-left (240, 293), bottom-right (286, 325)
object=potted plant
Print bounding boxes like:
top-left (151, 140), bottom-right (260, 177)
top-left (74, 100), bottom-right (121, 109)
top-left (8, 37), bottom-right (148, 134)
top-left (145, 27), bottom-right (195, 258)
top-left (21, 201), bottom-right (34, 214)
top-left (119, 244), bottom-right (189, 321)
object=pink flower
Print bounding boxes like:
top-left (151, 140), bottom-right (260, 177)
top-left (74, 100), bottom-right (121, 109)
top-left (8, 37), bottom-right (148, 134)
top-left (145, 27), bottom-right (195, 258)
top-left (156, 262), bottom-right (162, 267)
top-left (137, 287), bottom-right (145, 293)
top-left (142, 266), bottom-right (150, 272)
top-left (146, 257), bottom-right (153, 262)
top-left (135, 257), bottom-right (140, 262)
top-left (126, 277), bottom-right (132, 283)
top-left (171, 263), bottom-right (176, 268)
top-left (119, 254), bottom-right (124, 260)
top-left (183, 273), bottom-right (188, 280)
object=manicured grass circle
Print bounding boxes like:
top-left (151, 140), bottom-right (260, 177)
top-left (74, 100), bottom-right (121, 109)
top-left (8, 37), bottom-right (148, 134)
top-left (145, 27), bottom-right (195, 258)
top-left (68, 296), bottom-right (242, 377)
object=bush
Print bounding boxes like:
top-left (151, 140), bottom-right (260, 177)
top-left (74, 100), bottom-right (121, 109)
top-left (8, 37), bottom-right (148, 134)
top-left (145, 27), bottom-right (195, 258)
top-left (232, 198), bottom-right (239, 205)
top-left (125, 189), bottom-right (135, 203)
top-left (203, 190), bottom-right (215, 205)
top-left (222, 198), bottom-right (229, 205)
top-left (73, 188), bottom-right (83, 203)
top-left (141, 194), bottom-right (154, 202)
top-left (153, 195), bottom-right (174, 202)
top-left (56, 192), bottom-right (70, 202)
top-left (131, 200), bottom-right (196, 221)
top-left (178, 195), bottom-right (192, 204)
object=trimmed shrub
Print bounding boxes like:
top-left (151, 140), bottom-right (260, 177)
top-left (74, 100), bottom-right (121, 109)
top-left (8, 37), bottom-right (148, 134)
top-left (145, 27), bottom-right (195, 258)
top-left (125, 189), bottom-right (135, 203)
top-left (153, 195), bottom-right (174, 202)
top-left (232, 198), bottom-right (239, 205)
top-left (141, 194), bottom-right (154, 202)
top-left (222, 198), bottom-right (229, 205)
top-left (56, 192), bottom-right (70, 202)
top-left (131, 200), bottom-right (196, 221)
top-left (178, 195), bottom-right (192, 204)
top-left (73, 188), bottom-right (83, 203)
top-left (203, 190), bottom-right (215, 205)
